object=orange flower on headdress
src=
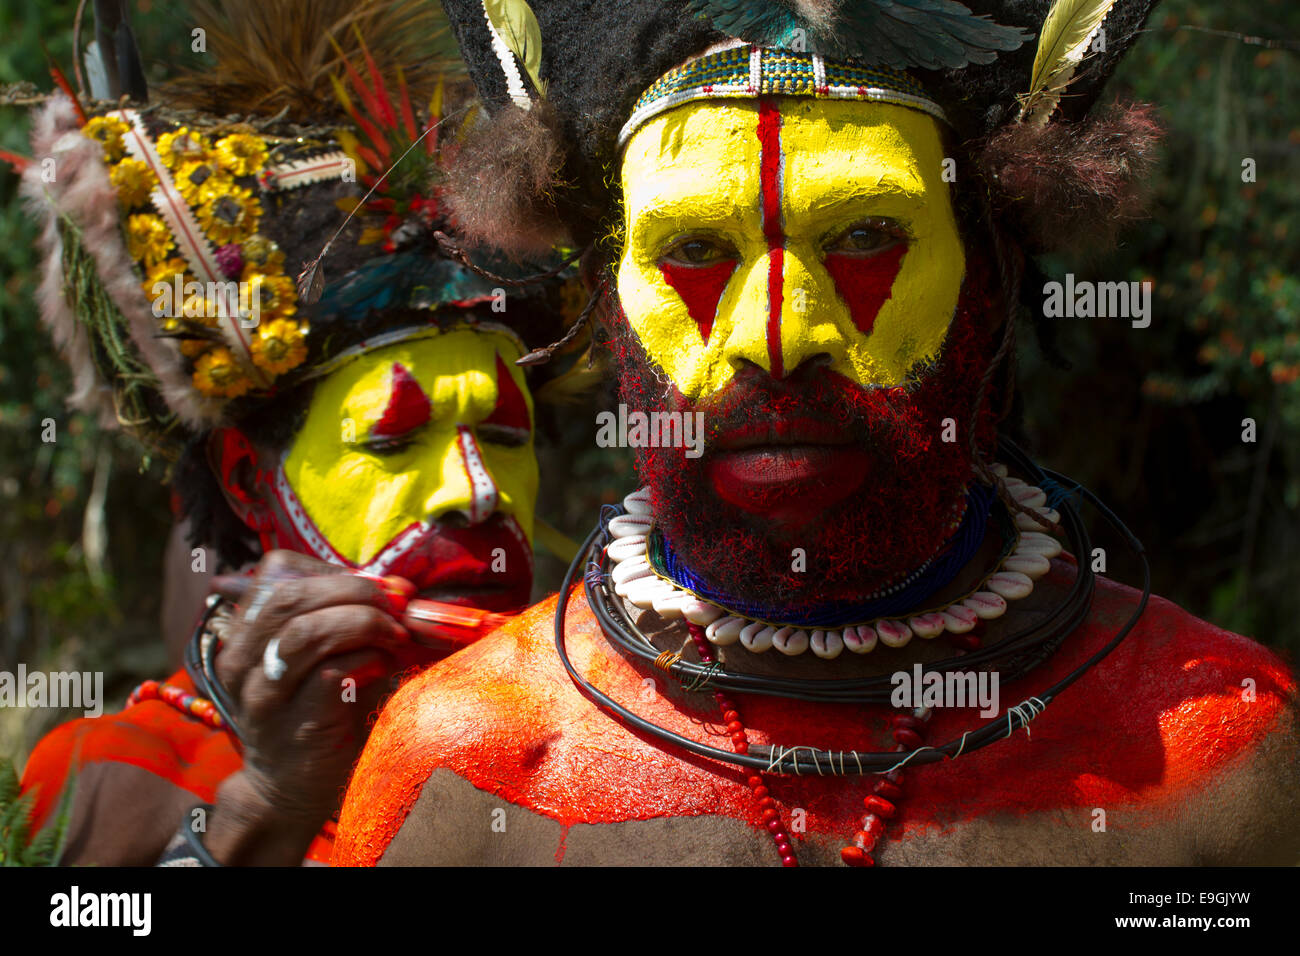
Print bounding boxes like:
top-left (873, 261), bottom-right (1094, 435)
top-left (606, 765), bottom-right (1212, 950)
top-left (126, 213), bottom-right (175, 268)
top-left (175, 159), bottom-right (233, 206)
top-left (214, 133), bottom-right (268, 177)
top-left (111, 157), bottom-right (157, 209)
top-left (250, 318), bottom-right (308, 375)
top-left (156, 128), bottom-right (210, 169)
top-left (82, 116), bottom-right (129, 162)
top-left (245, 272), bottom-right (298, 320)
top-left (193, 346), bottom-right (253, 398)
top-left (197, 186), bottom-right (261, 245)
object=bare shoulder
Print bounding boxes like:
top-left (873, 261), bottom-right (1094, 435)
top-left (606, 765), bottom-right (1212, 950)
top-left (336, 592), bottom-right (589, 865)
top-left (1080, 573), bottom-right (1300, 861)
top-left (1082, 573), bottom-right (1296, 751)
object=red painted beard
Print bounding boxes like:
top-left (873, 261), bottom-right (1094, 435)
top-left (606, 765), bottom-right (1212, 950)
top-left (605, 271), bottom-right (1000, 608)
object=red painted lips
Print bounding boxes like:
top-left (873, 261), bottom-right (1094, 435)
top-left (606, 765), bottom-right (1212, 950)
top-left (707, 418), bottom-right (869, 519)
top-left (380, 518), bottom-right (532, 612)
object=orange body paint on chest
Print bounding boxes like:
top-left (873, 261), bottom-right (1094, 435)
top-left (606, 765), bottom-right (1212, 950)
top-left (335, 564), bottom-right (1294, 864)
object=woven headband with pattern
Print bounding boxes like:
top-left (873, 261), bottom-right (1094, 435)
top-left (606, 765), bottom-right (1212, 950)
top-left (617, 44), bottom-right (946, 149)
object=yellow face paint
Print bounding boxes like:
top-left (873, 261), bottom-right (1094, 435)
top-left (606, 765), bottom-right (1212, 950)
top-left (282, 328), bottom-right (538, 567)
top-left (617, 98), bottom-right (965, 401)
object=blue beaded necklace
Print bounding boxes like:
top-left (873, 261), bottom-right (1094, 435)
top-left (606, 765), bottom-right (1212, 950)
top-left (649, 482), bottom-right (999, 629)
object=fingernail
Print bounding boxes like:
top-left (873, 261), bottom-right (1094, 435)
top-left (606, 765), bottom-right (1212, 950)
top-left (353, 571), bottom-right (415, 616)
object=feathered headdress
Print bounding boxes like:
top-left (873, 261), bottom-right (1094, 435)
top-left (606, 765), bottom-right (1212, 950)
top-left (16, 0), bottom-right (582, 459)
top-left (436, 0), bottom-right (1162, 258)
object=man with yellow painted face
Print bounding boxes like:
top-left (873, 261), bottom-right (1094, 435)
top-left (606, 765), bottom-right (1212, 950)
top-left (336, 1), bottom-right (1300, 867)
top-left (230, 324), bottom-right (540, 616)
top-left (613, 94), bottom-right (989, 605)
top-left (14, 1), bottom-right (586, 867)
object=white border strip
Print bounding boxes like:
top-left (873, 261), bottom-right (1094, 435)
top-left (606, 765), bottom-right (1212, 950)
top-left (263, 151), bottom-right (351, 192)
top-left (617, 84), bottom-right (947, 149)
top-left (117, 108), bottom-right (268, 386)
top-left (481, 0), bottom-right (532, 110)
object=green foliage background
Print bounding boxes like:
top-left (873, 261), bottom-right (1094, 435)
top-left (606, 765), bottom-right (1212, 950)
top-left (0, 0), bottom-right (1297, 772)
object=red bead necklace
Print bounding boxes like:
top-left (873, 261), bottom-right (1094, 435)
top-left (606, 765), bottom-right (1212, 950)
top-left (128, 679), bottom-right (225, 730)
top-left (687, 623), bottom-right (797, 865)
top-left (686, 622), bottom-right (980, 867)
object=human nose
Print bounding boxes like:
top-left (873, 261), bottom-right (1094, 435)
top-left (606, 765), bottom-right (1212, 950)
top-left (716, 245), bottom-right (850, 382)
top-left (422, 425), bottom-right (500, 527)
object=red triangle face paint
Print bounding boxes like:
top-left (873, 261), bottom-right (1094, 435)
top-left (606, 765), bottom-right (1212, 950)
top-left (659, 259), bottom-right (737, 344)
top-left (824, 243), bottom-right (907, 336)
top-left (482, 354), bottom-right (531, 431)
top-left (371, 362), bottom-right (432, 439)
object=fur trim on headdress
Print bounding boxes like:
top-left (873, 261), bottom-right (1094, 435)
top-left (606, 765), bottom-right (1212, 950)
top-left (21, 96), bottom-right (224, 432)
top-left (977, 101), bottom-right (1163, 255)
top-left (442, 101), bottom-right (572, 258)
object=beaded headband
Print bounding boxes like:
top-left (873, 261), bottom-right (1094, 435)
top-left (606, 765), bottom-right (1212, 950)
top-left (616, 44), bottom-right (948, 149)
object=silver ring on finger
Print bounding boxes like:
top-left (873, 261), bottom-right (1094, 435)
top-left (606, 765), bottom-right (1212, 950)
top-left (262, 636), bottom-right (288, 682)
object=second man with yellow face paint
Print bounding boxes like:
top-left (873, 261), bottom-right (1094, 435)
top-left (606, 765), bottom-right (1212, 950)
top-left (15, 3), bottom-right (589, 867)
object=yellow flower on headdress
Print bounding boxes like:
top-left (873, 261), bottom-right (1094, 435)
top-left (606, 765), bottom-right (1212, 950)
top-left (141, 257), bottom-right (189, 327)
top-left (126, 213), bottom-right (175, 268)
top-left (240, 235), bottom-right (286, 274)
top-left (197, 186), bottom-right (261, 245)
top-left (83, 116), bottom-right (129, 162)
top-left (193, 346), bottom-right (253, 398)
top-left (180, 333), bottom-right (217, 358)
top-left (175, 160), bottom-right (233, 206)
top-left (156, 128), bottom-right (210, 169)
top-left (245, 272), bottom-right (298, 321)
top-left (214, 133), bottom-right (268, 177)
top-left (111, 157), bottom-right (157, 209)
top-left (250, 318), bottom-right (308, 375)
top-left (143, 257), bottom-right (188, 291)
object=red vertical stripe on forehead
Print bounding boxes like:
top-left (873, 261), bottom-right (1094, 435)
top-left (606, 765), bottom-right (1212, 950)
top-left (659, 260), bottom-right (737, 344)
top-left (823, 244), bottom-right (908, 336)
top-left (757, 98), bottom-right (785, 379)
top-left (482, 354), bottom-right (530, 431)
top-left (371, 362), bottom-right (431, 438)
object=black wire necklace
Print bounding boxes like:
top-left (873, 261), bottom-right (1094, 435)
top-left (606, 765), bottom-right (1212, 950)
top-left (553, 439), bottom-right (1151, 777)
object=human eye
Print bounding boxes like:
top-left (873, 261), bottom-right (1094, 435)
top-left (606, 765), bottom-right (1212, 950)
top-left (362, 432), bottom-right (420, 456)
top-left (476, 423), bottom-right (530, 448)
top-left (659, 234), bottom-right (738, 267)
top-left (823, 218), bottom-right (910, 256)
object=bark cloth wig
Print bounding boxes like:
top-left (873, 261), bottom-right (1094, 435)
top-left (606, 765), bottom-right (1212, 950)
top-left (15, 0), bottom-right (590, 468)
top-left (437, 0), bottom-right (1163, 267)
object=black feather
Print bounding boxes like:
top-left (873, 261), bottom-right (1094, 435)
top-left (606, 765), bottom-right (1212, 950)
top-left (683, 0), bottom-right (804, 45)
top-left (114, 19), bottom-right (149, 102)
top-left (686, 0), bottom-right (1028, 70)
top-left (835, 0), bottom-right (1028, 69)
